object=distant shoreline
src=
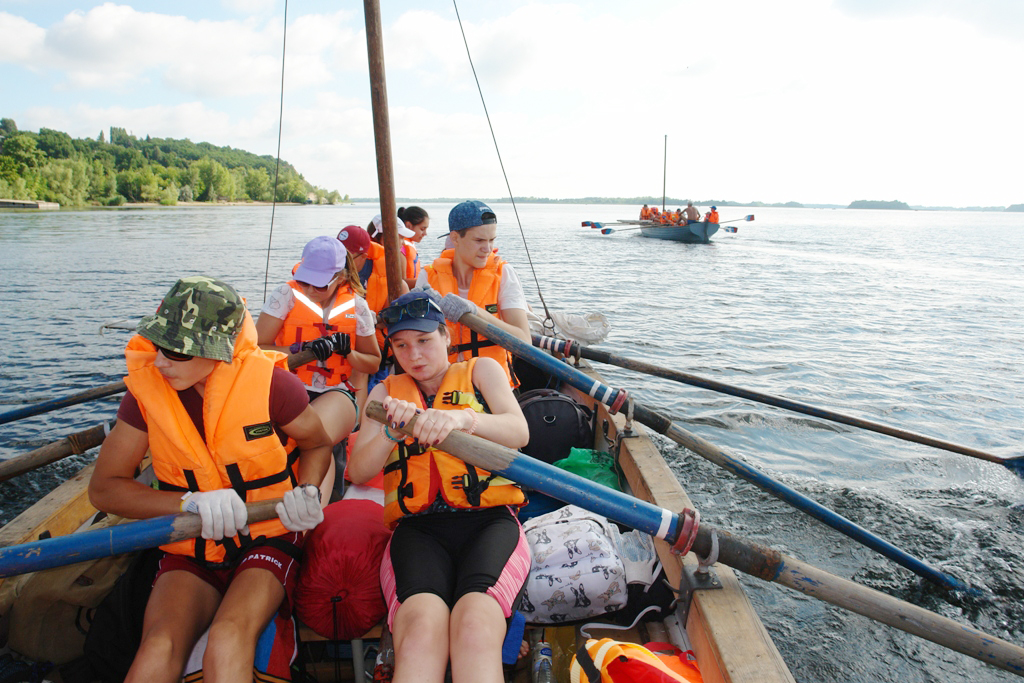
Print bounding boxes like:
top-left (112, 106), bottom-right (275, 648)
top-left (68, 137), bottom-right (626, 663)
top-left (9, 199), bottom-right (1016, 213)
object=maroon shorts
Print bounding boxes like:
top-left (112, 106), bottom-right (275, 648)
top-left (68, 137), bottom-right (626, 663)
top-left (155, 532), bottom-right (303, 613)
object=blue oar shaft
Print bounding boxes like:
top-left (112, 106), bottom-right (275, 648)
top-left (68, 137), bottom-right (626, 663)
top-left (365, 403), bottom-right (1024, 676)
top-left (0, 381), bottom-right (126, 425)
top-left (0, 501), bottom-right (280, 578)
top-left (462, 313), bottom-right (967, 591)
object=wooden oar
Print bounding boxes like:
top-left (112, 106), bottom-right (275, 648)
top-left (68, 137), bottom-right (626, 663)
top-left (0, 420), bottom-right (116, 484)
top-left (0, 499), bottom-right (282, 578)
top-left (452, 312), bottom-right (969, 592)
top-left (0, 350), bottom-right (319, 483)
top-left (0, 381), bottom-right (127, 426)
top-left (363, 402), bottom-right (1024, 677)
top-left (533, 334), bottom-right (1024, 478)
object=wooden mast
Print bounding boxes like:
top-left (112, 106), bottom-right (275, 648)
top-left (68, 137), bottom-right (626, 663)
top-left (662, 134), bottom-right (667, 213)
top-left (363, 0), bottom-right (403, 302)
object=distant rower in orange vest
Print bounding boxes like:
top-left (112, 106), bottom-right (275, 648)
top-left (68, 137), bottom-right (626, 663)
top-left (640, 204), bottom-right (651, 220)
top-left (705, 206), bottom-right (720, 223)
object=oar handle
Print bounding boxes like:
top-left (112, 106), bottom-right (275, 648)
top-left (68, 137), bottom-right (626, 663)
top-left (363, 401), bottom-right (1024, 676)
top-left (0, 499), bottom-right (282, 578)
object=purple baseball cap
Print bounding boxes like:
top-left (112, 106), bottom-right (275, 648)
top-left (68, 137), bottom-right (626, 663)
top-left (293, 236), bottom-right (346, 287)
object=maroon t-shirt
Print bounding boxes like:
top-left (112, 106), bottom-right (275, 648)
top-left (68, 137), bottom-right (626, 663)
top-left (117, 366), bottom-right (308, 445)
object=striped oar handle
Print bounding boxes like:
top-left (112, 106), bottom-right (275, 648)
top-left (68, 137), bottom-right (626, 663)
top-left (0, 499), bottom-right (282, 578)
top-left (365, 402), bottom-right (1024, 677)
top-left (531, 333), bottom-right (580, 360)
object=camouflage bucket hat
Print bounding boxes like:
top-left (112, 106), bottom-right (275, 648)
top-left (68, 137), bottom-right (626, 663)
top-left (137, 276), bottom-right (246, 363)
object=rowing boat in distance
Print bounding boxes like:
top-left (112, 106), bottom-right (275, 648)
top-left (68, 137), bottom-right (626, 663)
top-left (638, 220), bottom-right (720, 244)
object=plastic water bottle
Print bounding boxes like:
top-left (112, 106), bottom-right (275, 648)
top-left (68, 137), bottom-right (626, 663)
top-left (532, 639), bottom-right (554, 683)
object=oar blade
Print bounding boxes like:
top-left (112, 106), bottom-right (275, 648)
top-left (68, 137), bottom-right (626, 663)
top-left (724, 226), bottom-right (738, 233)
top-left (746, 214), bottom-right (755, 221)
top-left (582, 220), bottom-right (592, 227)
top-left (601, 228), bottom-right (614, 235)
top-left (1002, 456), bottom-right (1024, 478)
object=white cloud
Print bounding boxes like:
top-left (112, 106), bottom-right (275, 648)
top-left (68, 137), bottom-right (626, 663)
top-left (0, 12), bottom-right (46, 63)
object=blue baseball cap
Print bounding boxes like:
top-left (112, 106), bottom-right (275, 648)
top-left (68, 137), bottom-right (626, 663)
top-left (448, 200), bottom-right (497, 233)
top-left (383, 290), bottom-right (446, 337)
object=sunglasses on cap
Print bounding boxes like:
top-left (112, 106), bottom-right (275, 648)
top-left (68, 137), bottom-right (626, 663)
top-left (379, 297), bottom-right (444, 326)
top-left (155, 344), bottom-right (194, 362)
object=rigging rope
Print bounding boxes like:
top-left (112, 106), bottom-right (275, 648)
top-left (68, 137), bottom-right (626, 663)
top-left (263, 0), bottom-right (290, 302)
top-left (452, 0), bottom-right (554, 328)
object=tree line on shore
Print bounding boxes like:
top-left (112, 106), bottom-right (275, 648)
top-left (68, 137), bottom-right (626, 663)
top-left (0, 118), bottom-right (345, 207)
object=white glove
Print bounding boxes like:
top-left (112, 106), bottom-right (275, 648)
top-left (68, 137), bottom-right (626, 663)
top-left (180, 489), bottom-right (249, 541)
top-left (276, 485), bottom-right (325, 532)
top-left (439, 293), bottom-right (476, 322)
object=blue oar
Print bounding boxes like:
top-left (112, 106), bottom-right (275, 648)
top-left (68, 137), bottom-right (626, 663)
top-left (0, 381), bottom-right (126, 426)
top-left (533, 334), bottom-right (1024, 478)
top-left (364, 402), bottom-right (1024, 677)
top-left (0, 500), bottom-right (280, 578)
top-left (454, 312), bottom-right (969, 592)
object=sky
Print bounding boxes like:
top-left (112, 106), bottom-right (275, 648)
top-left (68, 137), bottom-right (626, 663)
top-left (1, 0), bottom-right (1022, 208)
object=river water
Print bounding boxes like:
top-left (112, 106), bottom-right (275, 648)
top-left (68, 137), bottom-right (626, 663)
top-left (1, 203), bottom-right (1023, 682)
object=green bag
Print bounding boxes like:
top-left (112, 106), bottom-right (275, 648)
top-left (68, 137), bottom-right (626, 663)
top-left (554, 448), bottom-right (622, 491)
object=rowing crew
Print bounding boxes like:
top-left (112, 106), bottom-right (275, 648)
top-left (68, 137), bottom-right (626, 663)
top-left (639, 202), bottom-right (719, 224)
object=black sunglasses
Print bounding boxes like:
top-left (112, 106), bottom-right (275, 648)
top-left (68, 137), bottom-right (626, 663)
top-left (379, 297), bottom-right (443, 326)
top-left (156, 344), bottom-right (194, 362)
top-left (296, 275), bottom-right (339, 292)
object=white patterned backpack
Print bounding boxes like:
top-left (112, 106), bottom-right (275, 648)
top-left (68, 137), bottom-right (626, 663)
top-left (519, 505), bottom-right (628, 623)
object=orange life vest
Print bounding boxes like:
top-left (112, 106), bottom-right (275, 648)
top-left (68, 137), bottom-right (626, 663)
top-left (570, 638), bottom-right (704, 683)
top-left (273, 280), bottom-right (358, 391)
top-left (124, 313), bottom-right (298, 566)
top-left (380, 358), bottom-right (525, 528)
top-left (707, 210), bottom-right (719, 223)
top-left (424, 249), bottom-right (516, 385)
top-left (403, 240), bottom-right (419, 281)
top-left (640, 207), bottom-right (651, 220)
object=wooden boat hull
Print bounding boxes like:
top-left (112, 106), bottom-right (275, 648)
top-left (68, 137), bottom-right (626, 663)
top-left (639, 220), bottom-right (720, 244)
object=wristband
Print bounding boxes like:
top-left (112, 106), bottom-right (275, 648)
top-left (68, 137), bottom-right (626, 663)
top-left (300, 483), bottom-right (322, 503)
top-left (289, 341), bottom-right (303, 354)
top-left (461, 408), bottom-right (479, 436)
top-left (380, 423), bottom-right (403, 443)
top-left (180, 491), bottom-right (194, 512)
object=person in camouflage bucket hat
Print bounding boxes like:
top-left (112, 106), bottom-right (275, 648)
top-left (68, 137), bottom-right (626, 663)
top-left (136, 276), bottom-right (246, 363)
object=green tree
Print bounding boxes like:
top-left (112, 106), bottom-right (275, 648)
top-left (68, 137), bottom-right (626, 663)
top-left (36, 158), bottom-right (89, 206)
top-left (1, 134), bottom-right (45, 172)
top-left (244, 167), bottom-right (271, 201)
top-left (36, 128), bottom-right (75, 159)
top-left (1, 118), bottom-right (17, 136)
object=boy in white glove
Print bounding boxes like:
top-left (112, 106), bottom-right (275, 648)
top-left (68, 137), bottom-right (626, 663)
top-left (89, 276), bottom-right (332, 683)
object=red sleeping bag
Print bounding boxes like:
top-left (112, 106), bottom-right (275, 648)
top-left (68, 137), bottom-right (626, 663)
top-left (294, 499), bottom-right (391, 639)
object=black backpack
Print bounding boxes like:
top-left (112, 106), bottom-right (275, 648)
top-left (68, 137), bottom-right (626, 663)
top-left (518, 389), bottom-right (594, 465)
top-left (67, 549), bottom-right (162, 683)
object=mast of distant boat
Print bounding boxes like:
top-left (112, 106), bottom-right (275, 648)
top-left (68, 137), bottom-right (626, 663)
top-left (662, 134), bottom-right (667, 213)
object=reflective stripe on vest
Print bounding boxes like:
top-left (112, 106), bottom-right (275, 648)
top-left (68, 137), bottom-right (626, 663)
top-left (380, 358), bottom-right (524, 528)
top-left (274, 281), bottom-right (358, 390)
